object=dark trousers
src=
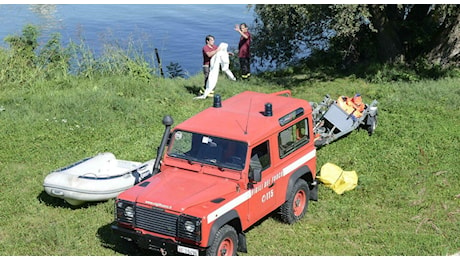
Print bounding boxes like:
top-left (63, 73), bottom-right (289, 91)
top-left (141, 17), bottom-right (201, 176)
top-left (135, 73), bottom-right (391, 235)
top-left (239, 57), bottom-right (250, 76)
top-left (202, 65), bottom-right (210, 88)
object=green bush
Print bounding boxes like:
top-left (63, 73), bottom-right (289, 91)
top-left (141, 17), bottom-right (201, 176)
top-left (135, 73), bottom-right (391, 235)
top-left (0, 25), bottom-right (163, 85)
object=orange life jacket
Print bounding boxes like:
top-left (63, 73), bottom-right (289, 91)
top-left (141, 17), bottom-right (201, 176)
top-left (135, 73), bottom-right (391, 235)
top-left (336, 95), bottom-right (365, 118)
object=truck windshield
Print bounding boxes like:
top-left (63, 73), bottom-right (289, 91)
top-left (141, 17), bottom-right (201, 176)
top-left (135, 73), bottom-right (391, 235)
top-left (168, 130), bottom-right (247, 171)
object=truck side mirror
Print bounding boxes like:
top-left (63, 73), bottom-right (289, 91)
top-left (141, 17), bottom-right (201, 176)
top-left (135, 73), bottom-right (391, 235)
top-left (249, 166), bottom-right (262, 183)
top-left (249, 153), bottom-right (262, 183)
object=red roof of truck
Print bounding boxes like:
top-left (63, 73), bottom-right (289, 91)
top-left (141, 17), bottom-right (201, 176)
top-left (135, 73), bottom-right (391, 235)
top-left (176, 91), bottom-right (312, 145)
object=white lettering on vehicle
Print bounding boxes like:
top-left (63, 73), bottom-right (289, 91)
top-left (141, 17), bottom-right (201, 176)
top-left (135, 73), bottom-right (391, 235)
top-left (145, 200), bottom-right (172, 210)
top-left (261, 189), bottom-right (274, 203)
top-left (271, 171), bottom-right (284, 183)
top-left (250, 184), bottom-right (263, 196)
top-left (206, 149), bottom-right (316, 224)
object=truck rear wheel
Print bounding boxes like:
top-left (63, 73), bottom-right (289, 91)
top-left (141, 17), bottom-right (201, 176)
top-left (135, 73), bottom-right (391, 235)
top-left (279, 179), bottom-right (309, 224)
top-left (206, 224), bottom-right (238, 256)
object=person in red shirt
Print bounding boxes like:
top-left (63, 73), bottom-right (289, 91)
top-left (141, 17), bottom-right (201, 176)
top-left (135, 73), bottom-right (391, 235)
top-left (234, 23), bottom-right (251, 79)
top-left (202, 35), bottom-right (219, 94)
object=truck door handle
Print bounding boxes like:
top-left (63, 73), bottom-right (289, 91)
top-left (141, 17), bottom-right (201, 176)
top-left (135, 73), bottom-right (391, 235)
top-left (268, 182), bottom-right (275, 188)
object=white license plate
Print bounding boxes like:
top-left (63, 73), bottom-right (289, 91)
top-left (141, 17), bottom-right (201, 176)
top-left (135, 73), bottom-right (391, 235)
top-left (177, 245), bottom-right (199, 256)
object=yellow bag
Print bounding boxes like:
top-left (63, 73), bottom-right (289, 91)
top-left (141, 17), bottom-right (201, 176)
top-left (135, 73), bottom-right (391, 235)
top-left (317, 163), bottom-right (358, 195)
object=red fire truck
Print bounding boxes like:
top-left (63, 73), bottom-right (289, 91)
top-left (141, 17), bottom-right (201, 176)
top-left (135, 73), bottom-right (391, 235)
top-left (111, 90), bottom-right (319, 255)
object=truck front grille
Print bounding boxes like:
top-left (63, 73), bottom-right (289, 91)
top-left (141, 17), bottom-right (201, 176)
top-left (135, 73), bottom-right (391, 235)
top-left (134, 205), bottom-right (178, 237)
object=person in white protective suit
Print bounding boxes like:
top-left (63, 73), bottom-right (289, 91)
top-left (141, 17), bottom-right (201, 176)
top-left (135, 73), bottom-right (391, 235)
top-left (195, 42), bottom-right (236, 99)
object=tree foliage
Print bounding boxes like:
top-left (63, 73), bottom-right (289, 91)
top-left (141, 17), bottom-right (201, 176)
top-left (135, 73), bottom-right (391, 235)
top-left (251, 4), bottom-right (460, 71)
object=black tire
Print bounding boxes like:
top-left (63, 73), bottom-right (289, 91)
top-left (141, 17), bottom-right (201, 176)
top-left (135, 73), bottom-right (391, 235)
top-left (314, 138), bottom-right (327, 148)
top-left (206, 224), bottom-right (238, 256)
top-left (279, 179), bottom-right (310, 224)
top-left (367, 115), bottom-right (377, 136)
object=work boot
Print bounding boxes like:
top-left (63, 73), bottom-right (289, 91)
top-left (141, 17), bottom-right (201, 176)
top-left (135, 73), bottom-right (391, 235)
top-left (199, 87), bottom-right (214, 96)
top-left (241, 73), bottom-right (251, 80)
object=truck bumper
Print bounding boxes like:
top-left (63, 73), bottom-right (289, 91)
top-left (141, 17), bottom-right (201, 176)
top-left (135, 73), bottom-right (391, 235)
top-left (111, 224), bottom-right (206, 256)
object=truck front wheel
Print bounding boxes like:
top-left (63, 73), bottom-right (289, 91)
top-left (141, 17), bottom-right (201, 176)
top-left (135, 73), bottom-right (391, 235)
top-left (206, 224), bottom-right (238, 256)
top-left (279, 179), bottom-right (309, 224)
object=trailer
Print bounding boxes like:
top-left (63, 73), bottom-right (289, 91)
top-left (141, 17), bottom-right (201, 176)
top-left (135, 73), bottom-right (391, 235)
top-left (311, 94), bottom-right (378, 148)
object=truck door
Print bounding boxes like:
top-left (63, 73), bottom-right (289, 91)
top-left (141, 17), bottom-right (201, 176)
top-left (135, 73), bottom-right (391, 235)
top-left (247, 141), bottom-right (277, 222)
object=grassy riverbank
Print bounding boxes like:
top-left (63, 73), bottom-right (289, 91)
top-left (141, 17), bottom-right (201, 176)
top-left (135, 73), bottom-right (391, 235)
top-left (0, 73), bottom-right (459, 255)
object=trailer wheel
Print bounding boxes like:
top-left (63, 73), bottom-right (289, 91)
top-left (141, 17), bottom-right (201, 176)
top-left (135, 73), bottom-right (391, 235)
top-left (279, 179), bottom-right (309, 224)
top-left (367, 115), bottom-right (377, 136)
top-left (206, 225), bottom-right (238, 256)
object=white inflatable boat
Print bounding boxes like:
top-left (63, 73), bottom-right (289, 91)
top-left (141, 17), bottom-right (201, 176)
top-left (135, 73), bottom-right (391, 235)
top-left (43, 152), bottom-right (155, 206)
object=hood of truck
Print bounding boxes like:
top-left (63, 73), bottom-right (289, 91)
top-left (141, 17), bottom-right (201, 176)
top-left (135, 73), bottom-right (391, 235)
top-left (120, 167), bottom-right (238, 213)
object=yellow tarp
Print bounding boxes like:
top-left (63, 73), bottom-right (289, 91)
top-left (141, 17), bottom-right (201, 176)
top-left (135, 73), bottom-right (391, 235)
top-left (317, 163), bottom-right (358, 195)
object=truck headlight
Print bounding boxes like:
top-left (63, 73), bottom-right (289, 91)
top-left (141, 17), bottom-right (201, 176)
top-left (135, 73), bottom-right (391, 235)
top-left (116, 200), bottom-right (135, 224)
top-left (184, 220), bottom-right (195, 233)
top-left (178, 214), bottom-right (201, 242)
top-left (124, 206), bottom-right (134, 218)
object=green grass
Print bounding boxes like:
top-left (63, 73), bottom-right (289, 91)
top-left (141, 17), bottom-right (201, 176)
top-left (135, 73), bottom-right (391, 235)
top-left (0, 73), bottom-right (459, 256)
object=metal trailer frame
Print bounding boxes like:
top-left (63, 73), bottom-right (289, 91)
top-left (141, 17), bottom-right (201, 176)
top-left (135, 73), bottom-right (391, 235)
top-left (310, 94), bottom-right (378, 148)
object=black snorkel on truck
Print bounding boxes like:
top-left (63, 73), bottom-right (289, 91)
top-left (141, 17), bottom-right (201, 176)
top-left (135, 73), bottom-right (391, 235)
top-left (152, 115), bottom-right (174, 175)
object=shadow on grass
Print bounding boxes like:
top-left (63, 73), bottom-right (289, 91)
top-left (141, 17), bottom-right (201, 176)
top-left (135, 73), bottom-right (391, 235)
top-left (37, 190), bottom-right (107, 209)
top-left (97, 222), bottom-right (161, 256)
top-left (97, 211), bottom-right (288, 256)
top-left (243, 211), bottom-right (278, 234)
top-left (184, 85), bottom-right (201, 96)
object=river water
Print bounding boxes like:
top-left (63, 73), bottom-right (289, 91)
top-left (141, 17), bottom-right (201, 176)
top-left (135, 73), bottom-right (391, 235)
top-left (0, 4), bottom-right (255, 76)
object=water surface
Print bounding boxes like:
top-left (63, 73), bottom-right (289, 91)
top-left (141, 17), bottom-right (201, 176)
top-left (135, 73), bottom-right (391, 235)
top-left (0, 4), bottom-right (255, 76)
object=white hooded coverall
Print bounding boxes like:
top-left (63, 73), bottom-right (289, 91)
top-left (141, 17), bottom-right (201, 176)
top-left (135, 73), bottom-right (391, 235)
top-left (196, 42), bottom-right (236, 99)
